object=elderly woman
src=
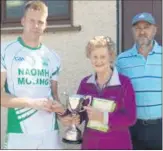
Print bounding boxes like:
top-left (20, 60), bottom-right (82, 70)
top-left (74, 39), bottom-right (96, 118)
top-left (77, 36), bottom-right (136, 149)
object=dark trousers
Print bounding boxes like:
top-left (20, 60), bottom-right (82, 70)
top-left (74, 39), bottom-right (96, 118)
top-left (130, 119), bottom-right (162, 150)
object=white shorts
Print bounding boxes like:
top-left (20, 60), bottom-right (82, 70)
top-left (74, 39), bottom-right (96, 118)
top-left (3, 130), bottom-right (63, 149)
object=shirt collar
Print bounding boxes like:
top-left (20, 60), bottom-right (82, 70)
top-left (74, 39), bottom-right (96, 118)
top-left (86, 67), bottom-right (121, 87)
top-left (131, 40), bottom-right (160, 56)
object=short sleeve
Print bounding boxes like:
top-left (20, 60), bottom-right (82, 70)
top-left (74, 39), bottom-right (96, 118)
top-left (50, 50), bottom-right (61, 81)
top-left (1, 43), bottom-right (7, 72)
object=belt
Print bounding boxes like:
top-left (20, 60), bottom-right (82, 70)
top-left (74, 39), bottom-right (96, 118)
top-left (137, 118), bottom-right (162, 125)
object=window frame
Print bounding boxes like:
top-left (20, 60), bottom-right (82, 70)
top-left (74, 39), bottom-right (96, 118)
top-left (1, 0), bottom-right (73, 28)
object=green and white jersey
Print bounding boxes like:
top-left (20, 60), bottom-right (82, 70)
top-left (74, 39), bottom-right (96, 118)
top-left (1, 37), bottom-right (60, 134)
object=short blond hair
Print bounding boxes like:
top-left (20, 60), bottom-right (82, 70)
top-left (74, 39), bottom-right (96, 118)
top-left (24, 0), bottom-right (48, 15)
top-left (86, 36), bottom-right (116, 64)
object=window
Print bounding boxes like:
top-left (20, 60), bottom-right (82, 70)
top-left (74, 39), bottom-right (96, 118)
top-left (1, 0), bottom-right (72, 28)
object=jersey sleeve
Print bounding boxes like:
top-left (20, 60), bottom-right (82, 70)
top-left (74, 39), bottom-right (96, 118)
top-left (50, 51), bottom-right (61, 81)
top-left (1, 43), bottom-right (7, 72)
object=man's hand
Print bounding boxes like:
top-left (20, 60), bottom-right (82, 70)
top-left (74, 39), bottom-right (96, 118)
top-left (28, 98), bottom-right (53, 112)
top-left (84, 106), bottom-right (104, 123)
top-left (28, 99), bottom-right (65, 114)
top-left (51, 101), bottom-right (65, 114)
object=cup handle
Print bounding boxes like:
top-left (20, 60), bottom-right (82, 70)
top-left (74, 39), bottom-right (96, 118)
top-left (85, 95), bottom-right (92, 106)
top-left (79, 107), bottom-right (85, 112)
top-left (79, 95), bottom-right (92, 112)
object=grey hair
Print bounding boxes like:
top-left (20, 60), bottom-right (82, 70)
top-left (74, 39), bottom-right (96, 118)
top-left (86, 36), bottom-right (116, 61)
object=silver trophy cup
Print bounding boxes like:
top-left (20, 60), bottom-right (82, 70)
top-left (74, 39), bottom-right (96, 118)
top-left (62, 94), bottom-right (91, 144)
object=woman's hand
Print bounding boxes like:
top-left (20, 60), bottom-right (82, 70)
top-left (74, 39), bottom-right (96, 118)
top-left (58, 115), bottom-right (72, 126)
top-left (84, 106), bottom-right (104, 123)
top-left (72, 114), bottom-right (80, 125)
top-left (58, 114), bottom-right (80, 126)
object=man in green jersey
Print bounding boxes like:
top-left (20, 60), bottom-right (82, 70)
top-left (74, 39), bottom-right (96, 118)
top-left (1, 0), bottom-right (78, 149)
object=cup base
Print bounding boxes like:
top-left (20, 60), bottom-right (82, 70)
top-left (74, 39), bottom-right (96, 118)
top-left (62, 138), bottom-right (82, 144)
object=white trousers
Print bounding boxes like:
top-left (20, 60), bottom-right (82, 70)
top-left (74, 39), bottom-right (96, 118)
top-left (3, 130), bottom-right (63, 149)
